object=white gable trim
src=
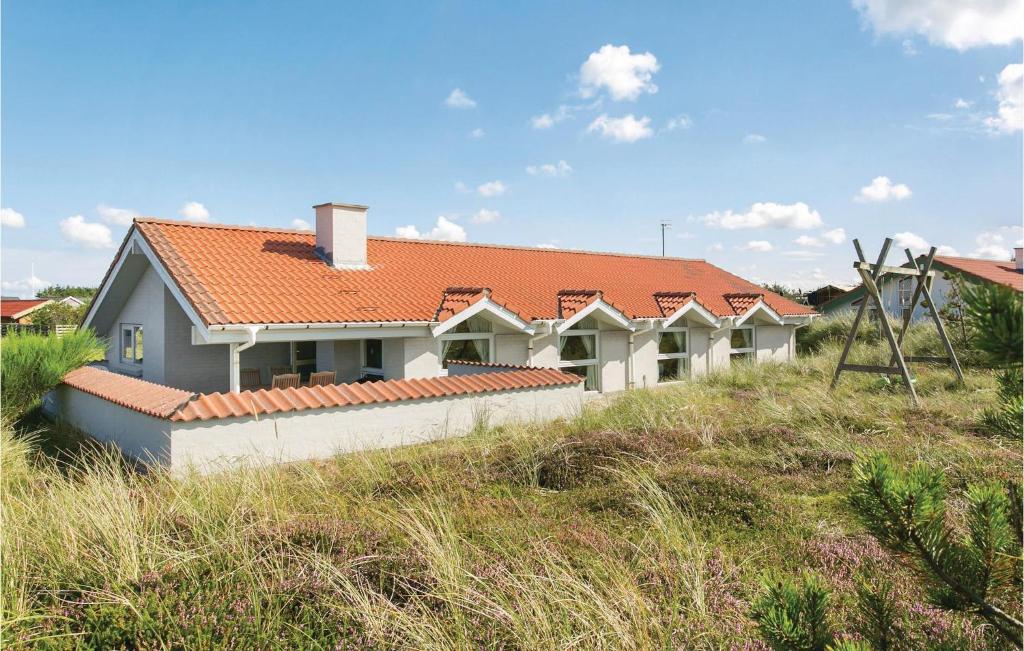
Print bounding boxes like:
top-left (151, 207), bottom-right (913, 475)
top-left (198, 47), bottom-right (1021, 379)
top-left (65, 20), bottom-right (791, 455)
top-left (83, 228), bottom-right (212, 341)
top-left (734, 301), bottom-right (784, 327)
top-left (431, 297), bottom-right (535, 337)
top-left (556, 299), bottom-right (634, 334)
top-left (662, 300), bottom-right (721, 328)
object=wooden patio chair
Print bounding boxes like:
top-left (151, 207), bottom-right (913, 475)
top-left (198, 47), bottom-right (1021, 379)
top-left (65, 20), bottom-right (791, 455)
top-left (270, 366), bottom-right (292, 378)
top-left (271, 373), bottom-right (301, 390)
top-left (308, 371), bottom-right (336, 387)
top-left (240, 367), bottom-right (261, 391)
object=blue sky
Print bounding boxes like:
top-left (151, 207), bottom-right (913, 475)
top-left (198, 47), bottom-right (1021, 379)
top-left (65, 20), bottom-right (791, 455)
top-left (2, 0), bottom-right (1022, 297)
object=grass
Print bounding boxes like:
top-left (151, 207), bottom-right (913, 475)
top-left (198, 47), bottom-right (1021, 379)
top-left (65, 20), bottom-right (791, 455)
top-left (1, 335), bottom-right (1020, 649)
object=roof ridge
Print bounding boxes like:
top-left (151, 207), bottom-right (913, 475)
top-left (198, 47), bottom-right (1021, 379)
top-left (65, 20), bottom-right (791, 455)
top-left (133, 217), bottom-right (708, 262)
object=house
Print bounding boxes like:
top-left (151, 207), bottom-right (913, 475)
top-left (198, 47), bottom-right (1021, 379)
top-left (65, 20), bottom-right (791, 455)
top-left (1, 298), bottom-right (53, 324)
top-left (804, 284), bottom-right (851, 308)
top-left (81, 202), bottom-right (816, 397)
top-left (819, 249), bottom-right (1024, 321)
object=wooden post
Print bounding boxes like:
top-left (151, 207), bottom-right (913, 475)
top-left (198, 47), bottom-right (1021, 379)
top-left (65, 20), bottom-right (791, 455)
top-left (831, 237), bottom-right (964, 406)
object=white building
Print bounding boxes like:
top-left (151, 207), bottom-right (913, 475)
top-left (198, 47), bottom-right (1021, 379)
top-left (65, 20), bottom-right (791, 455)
top-left (82, 201), bottom-right (817, 396)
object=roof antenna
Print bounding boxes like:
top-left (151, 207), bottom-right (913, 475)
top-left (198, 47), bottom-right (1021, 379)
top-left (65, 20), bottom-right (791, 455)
top-left (660, 220), bottom-right (672, 257)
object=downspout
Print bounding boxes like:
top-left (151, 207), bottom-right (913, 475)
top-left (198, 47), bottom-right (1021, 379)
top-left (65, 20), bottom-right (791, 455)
top-left (629, 319), bottom-right (655, 389)
top-left (229, 325), bottom-right (261, 392)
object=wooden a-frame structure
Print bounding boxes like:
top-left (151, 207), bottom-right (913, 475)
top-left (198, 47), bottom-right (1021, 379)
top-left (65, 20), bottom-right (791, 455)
top-left (830, 237), bottom-right (964, 407)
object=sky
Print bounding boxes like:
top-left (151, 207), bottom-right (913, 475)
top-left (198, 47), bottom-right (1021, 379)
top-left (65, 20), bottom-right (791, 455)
top-left (2, 0), bottom-right (1022, 297)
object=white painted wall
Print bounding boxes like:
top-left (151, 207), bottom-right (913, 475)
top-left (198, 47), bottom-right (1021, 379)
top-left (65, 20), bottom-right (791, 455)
top-left (600, 330), bottom-right (629, 392)
top-left (170, 384), bottom-right (582, 473)
top-left (531, 331), bottom-right (560, 367)
top-left (44, 386), bottom-right (173, 464)
top-left (689, 327), bottom-right (712, 377)
top-left (238, 342), bottom-right (291, 386)
top-left (632, 329), bottom-right (658, 389)
top-left (495, 334), bottom-right (530, 366)
top-left (755, 325), bottom-right (791, 362)
top-left (316, 340), bottom-right (362, 382)
top-left (403, 336), bottom-right (440, 378)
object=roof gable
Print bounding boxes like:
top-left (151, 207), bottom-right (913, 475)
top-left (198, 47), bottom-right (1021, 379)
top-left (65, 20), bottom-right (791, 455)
top-left (128, 218), bottom-right (815, 326)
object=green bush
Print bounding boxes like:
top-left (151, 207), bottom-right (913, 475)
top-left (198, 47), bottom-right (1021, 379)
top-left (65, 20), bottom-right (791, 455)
top-left (0, 329), bottom-right (104, 422)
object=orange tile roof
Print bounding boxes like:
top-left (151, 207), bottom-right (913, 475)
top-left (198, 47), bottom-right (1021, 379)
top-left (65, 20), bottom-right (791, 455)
top-left (132, 218), bottom-right (814, 325)
top-left (723, 293), bottom-right (765, 315)
top-left (1, 298), bottom-right (50, 319)
top-left (62, 365), bottom-right (582, 423)
top-left (652, 292), bottom-right (696, 317)
top-left (934, 256), bottom-right (1023, 292)
top-left (556, 290), bottom-right (600, 319)
top-left (435, 287), bottom-right (487, 322)
top-left (62, 366), bottom-right (194, 418)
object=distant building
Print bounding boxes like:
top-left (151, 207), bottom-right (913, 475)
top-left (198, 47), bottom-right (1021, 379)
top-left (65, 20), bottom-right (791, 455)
top-left (0, 298), bottom-right (53, 324)
top-left (805, 284), bottom-right (852, 308)
top-left (818, 249), bottom-right (1024, 321)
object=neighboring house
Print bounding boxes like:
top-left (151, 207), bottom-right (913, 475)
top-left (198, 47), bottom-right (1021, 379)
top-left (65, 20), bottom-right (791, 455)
top-left (819, 249), bottom-right (1024, 321)
top-left (1, 298), bottom-right (53, 324)
top-left (55, 296), bottom-right (87, 308)
top-left (804, 284), bottom-right (851, 308)
top-left (81, 202), bottom-right (816, 396)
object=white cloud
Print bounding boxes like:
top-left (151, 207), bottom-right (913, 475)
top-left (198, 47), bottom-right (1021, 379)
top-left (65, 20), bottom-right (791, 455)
top-left (954, 97), bottom-right (973, 109)
top-left (579, 44), bottom-right (660, 101)
top-left (526, 160), bottom-right (573, 177)
top-left (855, 176), bottom-right (912, 202)
top-left (707, 243), bottom-right (724, 252)
top-left (535, 242), bottom-right (558, 249)
top-left (469, 128), bottom-right (485, 139)
top-left (587, 114), bottom-right (653, 143)
top-left (531, 114), bottom-right (555, 129)
top-left (1, 272), bottom-right (52, 297)
top-left (782, 250), bottom-right (827, 260)
top-left (970, 225), bottom-right (1024, 259)
top-left (454, 181), bottom-right (470, 194)
top-left (740, 240), bottom-right (774, 252)
top-left (822, 227), bottom-right (847, 244)
top-left (936, 244), bottom-right (960, 256)
top-left (852, 0), bottom-right (1024, 50)
top-left (394, 216), bottom-right (467, 242)
top-left (1, 207), bottom-right (26, 228)
top-left (96, 203), bottom-right (139, 226)
top-left (743, 133), bottom-right (767, 144)
top-left (470, 209), bottom-right (501, 224)
top-left (901, 38), bottom-right (918, 55)
top-left (60, 215), bottom-right (114, 249)
top-left (666, 114), bottom-right (693, 131)
top-left (984, 63), bottom-right (1023, 134)
top-left (696, 201), bottom-right (824, 230)
top-left (795, 235), bottom-right (825, 248)
top-left (444, 88), bottom-right (476, 109)
top-left (893, 231), bottom-right (930, 254)
top-left (290, 218), bottom-right (312, 231)
top-left (178, 201), bottom-right (211, 222)
top-left (477, 180), bottom-right (507, 197)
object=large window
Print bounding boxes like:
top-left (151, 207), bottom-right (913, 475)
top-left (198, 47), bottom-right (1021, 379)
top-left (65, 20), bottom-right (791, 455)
top-left (362, 339), bottom-right (384, 379)
top-left (559, 316), bottom-right (599, 391)
top-left (657, 327), bottom-right (688, 382)
top-left (730, 327), bottom-right (755, 363)
top-left (898, 277), bottom-right (914, 321)
top-left (439, 316), bottom-right (493, 371)
top-left (120, 324), bottom-right (143, 365)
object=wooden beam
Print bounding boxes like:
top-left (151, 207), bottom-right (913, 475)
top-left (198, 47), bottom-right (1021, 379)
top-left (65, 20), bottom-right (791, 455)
top-left (839, 364), bottom-right (904, 374)
top-left (831, 238), bottom-right (893, 391)
top-left (853, 262), bottom-right (935, 277)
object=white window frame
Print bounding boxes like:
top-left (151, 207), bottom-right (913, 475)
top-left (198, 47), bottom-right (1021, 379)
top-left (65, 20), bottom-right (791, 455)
top-left (361, 338), bottom-right (384, 377)
top-left (656, 326), bottom-right (689, 383)
top-left (120, 323), bottom-right (143, 365)
top-left (558, 320), bottom-right (601, 391)
top-left (437, 318), bottom-right (495, 375)
top-left (730, 325), bottom-right (756, 363)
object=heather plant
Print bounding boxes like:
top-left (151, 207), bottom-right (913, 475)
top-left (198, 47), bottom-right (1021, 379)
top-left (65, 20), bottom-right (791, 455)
top-left (0, 329), bottom-right (104, 421)
top-left (850, 452), bottom-right (1023, 646)
top-left (2, 340), bottom-right (1017, 649)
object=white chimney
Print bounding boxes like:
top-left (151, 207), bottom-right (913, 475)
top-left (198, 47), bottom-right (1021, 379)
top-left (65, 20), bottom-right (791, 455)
top-left (1015, 247), bottom-right (1023, 271)
top-left (313, 202), bottom-right (369, 269)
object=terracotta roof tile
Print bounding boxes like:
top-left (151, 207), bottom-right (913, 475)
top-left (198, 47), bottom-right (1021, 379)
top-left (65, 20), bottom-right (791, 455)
top-left (1, 299), bottom-right (51, 319)
top-left (652, 292), bottom-right (695, 317)
top-left (435, 287), bottom-right (487, 322)
top-left (723, 293), bottom-right (764, 315)
top-left (935, 256), bottom-right (1023, 292)
top-left (171, 368), bottom-right (581, 422)
top-left (130, 218), bottom-right (814, 325)
top-left (62, 366), bottom-right (194, 418)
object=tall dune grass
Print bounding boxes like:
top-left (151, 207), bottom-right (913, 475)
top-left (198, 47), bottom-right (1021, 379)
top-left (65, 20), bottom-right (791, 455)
top-left (1, 330), bottom-right (1017, 648)
top-left (0, 330), bottom-right (104, 422)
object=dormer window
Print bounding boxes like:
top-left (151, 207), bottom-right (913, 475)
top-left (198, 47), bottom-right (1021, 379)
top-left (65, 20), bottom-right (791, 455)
top-left (438, 316), bottom-right (493, 371)
top-left (558, 316), bottom-right (599, 391)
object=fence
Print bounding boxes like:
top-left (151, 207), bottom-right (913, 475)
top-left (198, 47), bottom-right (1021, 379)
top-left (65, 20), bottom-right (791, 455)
top-left (0, 323), bottom-right (78, 337)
